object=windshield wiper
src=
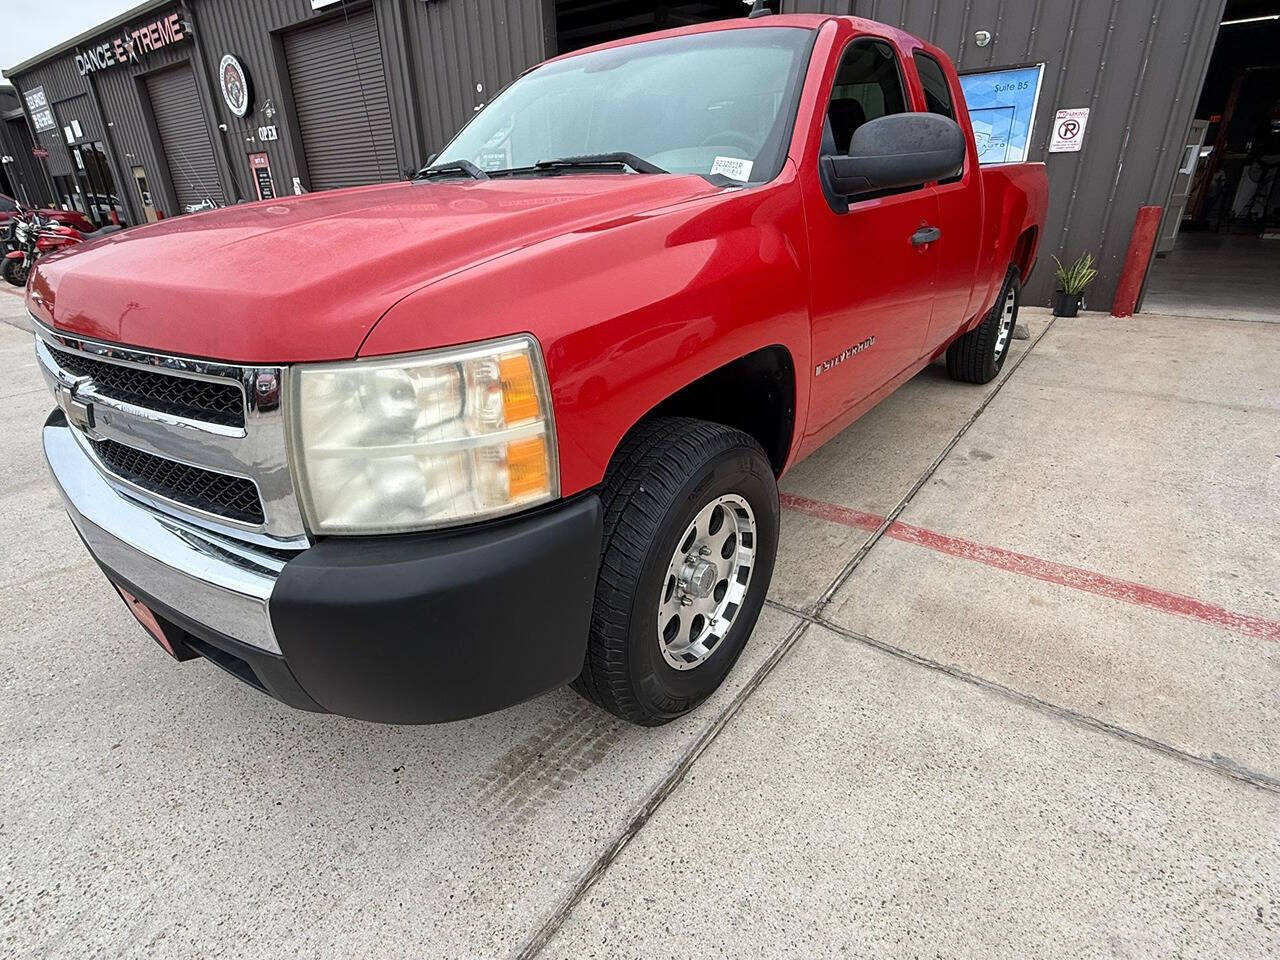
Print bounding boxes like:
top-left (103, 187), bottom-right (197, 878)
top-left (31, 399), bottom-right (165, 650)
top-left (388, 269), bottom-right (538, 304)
top-left (490, 153), bottom-right (668, 177)
top-left (414, 159), bottom-right (489, 181)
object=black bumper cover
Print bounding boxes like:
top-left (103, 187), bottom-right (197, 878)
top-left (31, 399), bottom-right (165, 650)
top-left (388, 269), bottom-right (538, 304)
top-left (270, 494), bottom-right (602, 723)
top-left (109, 494), bottom-right (602, 724)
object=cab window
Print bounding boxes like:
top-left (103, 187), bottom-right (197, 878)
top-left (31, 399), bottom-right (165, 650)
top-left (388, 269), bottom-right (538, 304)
top-left (913, 51), bottom-right (963, 182)
top-left (826, 40), bottom-right (908, 156)
top-left (913, 52), bottom-right (955, 120)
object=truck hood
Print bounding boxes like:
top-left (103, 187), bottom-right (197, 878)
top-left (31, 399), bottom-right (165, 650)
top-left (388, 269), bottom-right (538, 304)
top-left (28, 175), bottom-right (719, 363)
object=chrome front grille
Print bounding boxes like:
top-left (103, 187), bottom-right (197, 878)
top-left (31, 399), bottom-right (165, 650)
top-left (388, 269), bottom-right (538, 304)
top-left (46, 344), bottom-right (246, 427)
top-left (33, 317), bottom-right (308, 548)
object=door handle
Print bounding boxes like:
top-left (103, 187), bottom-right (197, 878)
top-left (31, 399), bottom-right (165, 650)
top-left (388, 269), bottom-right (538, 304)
top-left (911, 225), bottom-right (941, 246)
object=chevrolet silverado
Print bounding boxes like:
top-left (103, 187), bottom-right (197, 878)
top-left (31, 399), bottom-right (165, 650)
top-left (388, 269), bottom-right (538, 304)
top-left (30, 14), bottom-right (1046, 726)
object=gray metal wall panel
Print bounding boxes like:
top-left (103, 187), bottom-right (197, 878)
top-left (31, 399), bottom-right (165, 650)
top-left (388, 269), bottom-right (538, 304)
top-left (10, 7), bottom-right (203, 219)
top-left (7, 0), bottom-right (550, 207)
top-left (178, 0), bottom-right (318, 201)
top-left (783, 0), bottom-right (1226, 309)
top-left (9, 54), bottom-right (92, 182)
top-left (406, 0), bottom-right (548, 156)
top-left (51, 94), bottom-right (103, 143)
top-left (2, 115), bottom-right (54, 205)
top-left (187, 0), bottom-right (422, 192)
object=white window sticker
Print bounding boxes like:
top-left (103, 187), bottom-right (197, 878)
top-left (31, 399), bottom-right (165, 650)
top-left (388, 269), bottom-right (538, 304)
top-left (711, 156), bottom-right (753, 182)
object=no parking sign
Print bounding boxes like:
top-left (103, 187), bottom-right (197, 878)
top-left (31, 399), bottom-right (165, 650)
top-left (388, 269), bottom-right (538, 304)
top-left (1049, 107), bottom-right (1090, 153)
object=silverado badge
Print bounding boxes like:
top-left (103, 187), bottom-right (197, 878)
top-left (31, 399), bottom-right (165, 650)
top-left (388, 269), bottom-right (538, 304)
top-left (815, 336), bottom-right (875, 377)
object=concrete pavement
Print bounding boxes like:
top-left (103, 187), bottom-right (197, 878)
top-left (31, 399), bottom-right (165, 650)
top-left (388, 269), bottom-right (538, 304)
top-left (2, 288), bottom-right (1277, 958)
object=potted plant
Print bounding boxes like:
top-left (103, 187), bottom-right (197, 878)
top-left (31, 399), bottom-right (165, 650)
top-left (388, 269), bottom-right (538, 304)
top-left (1051, 252), bottom-right (1098, 317)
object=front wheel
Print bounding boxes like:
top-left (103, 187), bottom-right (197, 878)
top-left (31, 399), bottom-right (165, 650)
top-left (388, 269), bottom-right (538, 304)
top-left (1, 257), bottom-right (28, 287)
top-left (572, 417), bottom-right (779, 725)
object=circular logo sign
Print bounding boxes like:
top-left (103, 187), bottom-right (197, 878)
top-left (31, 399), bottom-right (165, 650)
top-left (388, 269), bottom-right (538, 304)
top-left (219, 54), bottom-right (251, 118)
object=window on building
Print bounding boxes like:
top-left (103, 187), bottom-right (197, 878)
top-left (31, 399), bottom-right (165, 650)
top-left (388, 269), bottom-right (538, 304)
top-left (914, 52), bottom-right (955, 119)
top-left (827, 40), bottom-right (908, 155)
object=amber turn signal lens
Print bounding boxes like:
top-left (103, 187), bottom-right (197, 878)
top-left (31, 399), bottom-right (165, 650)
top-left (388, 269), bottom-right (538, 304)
top-left (507, 436), bottom-right (550, 499)
top-left (499, 353), bottom-right (541, 425)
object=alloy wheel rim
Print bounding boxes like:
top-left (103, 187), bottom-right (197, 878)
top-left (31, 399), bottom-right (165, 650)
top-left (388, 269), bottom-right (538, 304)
top-left (993, 285), bottom-right (1017, 361)
top-left (656, 494), bottom-right (757, 671)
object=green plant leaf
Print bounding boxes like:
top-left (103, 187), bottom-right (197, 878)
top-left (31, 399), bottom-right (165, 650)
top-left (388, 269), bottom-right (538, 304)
top-left (1053, 251), bottom-right (1099, 295)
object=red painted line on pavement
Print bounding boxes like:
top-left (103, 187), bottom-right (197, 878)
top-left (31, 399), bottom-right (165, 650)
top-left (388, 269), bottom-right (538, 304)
top-left (781, 492), bottom-right (1280, 644)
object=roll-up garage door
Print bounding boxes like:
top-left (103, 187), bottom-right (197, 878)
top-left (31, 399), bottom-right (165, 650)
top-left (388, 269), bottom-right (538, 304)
top-left (284, 9), bottom-right (399, 191)
top-left (145, 65), bottom-right (225, 213)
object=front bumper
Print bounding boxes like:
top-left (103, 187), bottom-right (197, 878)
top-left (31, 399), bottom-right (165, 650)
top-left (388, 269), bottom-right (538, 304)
top-left (44, 411), bottom-right (603, 723)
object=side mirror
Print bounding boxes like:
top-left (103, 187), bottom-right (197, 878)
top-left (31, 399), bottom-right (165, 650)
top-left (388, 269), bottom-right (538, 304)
top-left (823, 112), bottom-right (966, 197)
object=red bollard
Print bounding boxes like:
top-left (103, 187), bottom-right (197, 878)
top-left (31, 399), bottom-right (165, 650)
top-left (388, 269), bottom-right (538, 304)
top-left (1111, 205), bottom-right (1162, 317)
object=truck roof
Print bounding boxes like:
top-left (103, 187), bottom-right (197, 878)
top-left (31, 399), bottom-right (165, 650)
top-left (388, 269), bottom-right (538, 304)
top-left (543, 13), bottom-right (920, 67)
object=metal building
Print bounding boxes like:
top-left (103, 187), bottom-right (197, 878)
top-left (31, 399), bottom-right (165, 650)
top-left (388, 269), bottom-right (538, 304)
top-left (0, 0), bottom-right (1260, 309)
top-left (2, 1), bottom-right (548, 226)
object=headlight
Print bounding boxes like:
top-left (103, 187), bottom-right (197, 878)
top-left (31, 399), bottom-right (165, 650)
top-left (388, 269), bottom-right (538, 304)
top-left (288, 335), bottom-right (559, 535)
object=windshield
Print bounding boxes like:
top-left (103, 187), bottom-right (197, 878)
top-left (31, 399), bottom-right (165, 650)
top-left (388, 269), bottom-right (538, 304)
top-left (433, 27), bottom-right (814, 184)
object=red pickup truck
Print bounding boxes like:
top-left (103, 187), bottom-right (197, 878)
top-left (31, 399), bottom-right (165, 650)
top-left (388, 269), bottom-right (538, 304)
top-left (30, 14), bottom-right (1045, 726)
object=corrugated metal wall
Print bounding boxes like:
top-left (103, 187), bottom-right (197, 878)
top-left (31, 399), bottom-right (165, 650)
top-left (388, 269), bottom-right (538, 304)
top-left (7, 0), bottom-right (1226, 309)
top-left (406, 0), bottom-right (548, 155)
top-left (1, 114), bottom-right (54, 205)
top-left (16, 52), bottom-right (89, 179)
top-left (89, 33), bottom-right (197, 220)
top-left (6, 0), bottom-right (549, 221)
top-left (783, 0), bottom-right (1227, 308)
top-left (12, 6), bottom-right (212, 219)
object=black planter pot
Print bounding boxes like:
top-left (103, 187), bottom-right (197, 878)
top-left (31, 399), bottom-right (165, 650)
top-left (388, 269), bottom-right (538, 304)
top-left (1052, 289), bottom-right (1084, 317)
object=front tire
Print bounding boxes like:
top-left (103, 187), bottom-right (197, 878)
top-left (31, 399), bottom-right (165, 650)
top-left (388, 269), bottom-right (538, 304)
top-left (1, 258), bottom-right (27, 287)
top-left (573, 417), bottom-right (779, 725)
top-left (946, 264), bottom-right (1021, 384)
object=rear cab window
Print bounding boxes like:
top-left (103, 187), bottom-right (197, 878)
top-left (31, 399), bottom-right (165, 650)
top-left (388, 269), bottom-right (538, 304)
top-left (912, 51), bottom-right (965, 183)
top-left (913, 52), bottom-right (955, 119)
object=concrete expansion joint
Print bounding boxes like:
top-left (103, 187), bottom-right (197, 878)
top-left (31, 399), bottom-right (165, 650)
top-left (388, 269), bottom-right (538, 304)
top-left (764, 598), bottom-right (1280, 797)
top-left (516, 320), bottom-right (1068, 958)
top-left (515, 618), bottom-right (814, 960)
top-left (812, 315), bottom-right (1059, 617)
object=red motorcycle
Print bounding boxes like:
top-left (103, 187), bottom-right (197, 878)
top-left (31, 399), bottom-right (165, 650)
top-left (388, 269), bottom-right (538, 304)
top-left (2, 211), bottom-right (120, 287)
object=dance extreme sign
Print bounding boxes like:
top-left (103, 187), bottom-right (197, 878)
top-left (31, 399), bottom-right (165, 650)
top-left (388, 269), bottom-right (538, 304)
top-left (75, 12), bottom-right (188, 76)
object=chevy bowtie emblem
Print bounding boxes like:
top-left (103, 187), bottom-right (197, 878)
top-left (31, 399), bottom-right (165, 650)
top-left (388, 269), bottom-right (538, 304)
top-left (57, 382), bottom-right (95, 433)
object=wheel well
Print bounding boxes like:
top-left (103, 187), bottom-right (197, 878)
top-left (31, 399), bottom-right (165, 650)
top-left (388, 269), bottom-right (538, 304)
top-left (647, 345), bottom-right (796, 475)
top-left (1013, 226), bottom-right (1038, 281)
